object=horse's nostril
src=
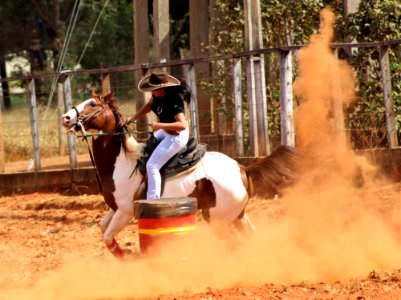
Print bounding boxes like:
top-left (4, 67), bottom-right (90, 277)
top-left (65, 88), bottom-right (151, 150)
top-left (61, 115), bottom-right (71, 126)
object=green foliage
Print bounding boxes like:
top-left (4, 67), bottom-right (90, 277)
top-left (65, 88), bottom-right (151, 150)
top-left (345, 0), bottom-right (401, 148)
top-left (170, 13), bottom-right (190, 59)
top-left (205, 0), bottom-right (400, 149)
top-left (261, 0), bottom-right (322, 46)
top-left (2, 0), bottom-right (401, 157)
top-left (207, 0), bottom-right (344, 147)
top-left (0, 1), bottom-right (36, 57)
top-left (1, 1), bottom-right (134, 73)
top-left (70, 0), bottom-right (134, 69)
top-left (347, 0), bottom-right (401, 41)
top-left (209, 1), bottom-right (244, 54)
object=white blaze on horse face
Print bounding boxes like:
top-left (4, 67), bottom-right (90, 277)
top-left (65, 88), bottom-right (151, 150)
top-left (61, 98), bottom-right (95, 129)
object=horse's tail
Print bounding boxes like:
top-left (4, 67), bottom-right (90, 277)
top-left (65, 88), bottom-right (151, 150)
top-left (244, 145), bottom-right (299, 199)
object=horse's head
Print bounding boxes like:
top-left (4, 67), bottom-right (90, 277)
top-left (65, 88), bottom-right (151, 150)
top-left (62, 90), bottom-right (123, 133)
top-left (62, 90), bottom-right (144, 159)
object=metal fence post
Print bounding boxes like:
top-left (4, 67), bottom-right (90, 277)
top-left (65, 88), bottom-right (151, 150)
top-left (253, 56), bottom-right (269, 155)
top-left (232, 58), bottom-right (244, 157)
top-left (186, 64), bottom-right (200, 141)
top-left (279, 50), bottom-right (295, 147)
top-left (61, 74), bottom-right (77, 169)
top-left (57, 82), bottom-right (66, 156)
top-left (28, 79), bottom-right (41, 171)
top-left (246, 57), bottom-right (258, 156)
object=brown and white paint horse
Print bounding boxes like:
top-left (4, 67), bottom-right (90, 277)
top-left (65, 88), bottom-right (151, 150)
top-left (61, 91), bottom-right (297, 258)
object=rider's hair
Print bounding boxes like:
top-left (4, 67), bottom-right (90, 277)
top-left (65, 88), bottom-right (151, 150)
top-left (170, 78), bottom-right (192, 104)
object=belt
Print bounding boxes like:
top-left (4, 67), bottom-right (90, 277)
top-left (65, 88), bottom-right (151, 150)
top-left (165, 130), bottom-right (179, 136)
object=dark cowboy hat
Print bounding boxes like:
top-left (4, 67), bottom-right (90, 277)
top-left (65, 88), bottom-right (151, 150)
top-left (138, 72), bottom-right (180, 92)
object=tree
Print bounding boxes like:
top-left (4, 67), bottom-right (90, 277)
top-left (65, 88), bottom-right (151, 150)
top-left (0, 0), bottom-right (35, 108)
top-left (345, 0), bottom-right (401, 148)
top-left (0, 0), bottom-right (135, 106)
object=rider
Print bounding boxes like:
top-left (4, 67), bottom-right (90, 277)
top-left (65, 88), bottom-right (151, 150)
top-left (127, 71), bottom-right (191, 200)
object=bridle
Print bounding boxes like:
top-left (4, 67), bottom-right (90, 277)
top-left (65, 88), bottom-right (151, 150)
top-left (71, 96), bottom-right (109, 134)
top-left (71, 106), bottom-right (84, 132)
top-left (69, 96), bottom-right (142, 193)
top-left (71, 97), bottom-right (110, 193)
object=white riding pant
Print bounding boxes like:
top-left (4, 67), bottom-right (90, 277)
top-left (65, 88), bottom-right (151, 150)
top-left (146, 127), bottom-right (189, 200)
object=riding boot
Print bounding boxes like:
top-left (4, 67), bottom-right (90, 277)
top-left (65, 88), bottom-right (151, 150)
top-left (106, 238), bottom-right (125, 258)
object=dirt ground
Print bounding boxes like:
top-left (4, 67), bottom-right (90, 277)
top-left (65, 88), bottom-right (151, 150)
top-left (0, 184), bottom-right (400, 300)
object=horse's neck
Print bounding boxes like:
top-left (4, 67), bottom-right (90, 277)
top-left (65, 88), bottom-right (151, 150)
top-left (92, 135), bottom-right (122, 173)
top-left (92, 134), bottom-right (144, 168)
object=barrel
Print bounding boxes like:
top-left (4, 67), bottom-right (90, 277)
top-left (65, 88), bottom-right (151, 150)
top-left (134, 197), bottom-right (198, 253)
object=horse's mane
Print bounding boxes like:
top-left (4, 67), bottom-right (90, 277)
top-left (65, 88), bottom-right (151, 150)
top-left (102, 91), bottom-right (126, 129)
top-left (245, 145), bottom-right (300, 198)
top-left (95, 90), bottom-right (145, 161)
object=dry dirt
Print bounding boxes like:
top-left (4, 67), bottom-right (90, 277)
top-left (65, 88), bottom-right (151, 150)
top-left (0, 185), bottom-right (400, 300)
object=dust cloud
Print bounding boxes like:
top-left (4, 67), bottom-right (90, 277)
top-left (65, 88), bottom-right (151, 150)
top-left (3, 6), bottom-right (401, 300)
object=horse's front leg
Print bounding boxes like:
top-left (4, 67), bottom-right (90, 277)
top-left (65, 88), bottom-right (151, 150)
top-left (233, 212), bottom-right (256, 237)
top-left (102, 209), bottom-right (134, 259)
top-left (100, 208), bottom-right (115, 234)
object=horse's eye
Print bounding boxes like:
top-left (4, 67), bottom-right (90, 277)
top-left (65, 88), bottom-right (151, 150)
top-left (90, 101), bottom-right (96, 107)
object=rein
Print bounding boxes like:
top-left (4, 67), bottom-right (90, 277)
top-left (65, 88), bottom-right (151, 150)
top-left (81, 133), bottom-right (103, 193)
top-left (72, 104), bottom-right (107, 193)
top-left (71, 102), bottom-right (153, 193)
top-left (76, 130), bottom-right (153, 138)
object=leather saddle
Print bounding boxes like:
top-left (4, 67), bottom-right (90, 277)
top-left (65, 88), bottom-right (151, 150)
top-left (133, 136), bottom-right (207, 199)
top-left (136, 136), bottom-right (207, 179)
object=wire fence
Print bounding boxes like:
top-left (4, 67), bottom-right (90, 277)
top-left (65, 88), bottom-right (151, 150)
top-left (0, 41), bottom-right (400, 173)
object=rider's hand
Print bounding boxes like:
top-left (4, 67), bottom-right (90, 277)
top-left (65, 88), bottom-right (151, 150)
top-left (125, 116), bottom-right (134, 125)
top-left (152, 122), bottom-right (162, 132)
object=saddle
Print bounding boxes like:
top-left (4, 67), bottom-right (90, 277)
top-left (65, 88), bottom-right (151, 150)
top-left (134, 136), bottom-right (207, 193)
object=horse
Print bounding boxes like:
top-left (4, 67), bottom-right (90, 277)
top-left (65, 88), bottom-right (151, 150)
top-left (61, 90), bottom-right (298, 258)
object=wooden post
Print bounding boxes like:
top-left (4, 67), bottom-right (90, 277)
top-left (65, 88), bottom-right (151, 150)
top-left (189, 0), bottom-right (212, 135)
top-left (243, 0), bottom-right (269, 156)
top-left (0, 102), bottom-right (4, 173)
top-left (101, 72), bottom-right (111, 94)
top-left (186, 64), bottom-right (200, 141)
top-left (279, 50), bottom-right (295, 147)
top-left (379, 46), bottom-right (399, 148)
top-left (133, 0), bottom-right (150, 138)
top-left (62, 75), bottom-right (77, 169)
top-left (28, 79), bottom-right (41, 171)
top-left (232, 58), bottom-right (244, 157)
top-left (0, 69), bottom-right (4, 172)
top-left (153, 0), bottom-right (170, 65)
top-left (344, 0), bottom-right (361, 15)
top-left (57, 82), bottom-right (66, 156)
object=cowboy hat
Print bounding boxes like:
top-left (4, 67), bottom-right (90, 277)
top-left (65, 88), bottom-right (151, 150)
top-left (138, 72), bottom-right (180, 92)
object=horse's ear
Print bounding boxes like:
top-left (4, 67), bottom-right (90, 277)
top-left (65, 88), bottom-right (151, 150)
top-left (104, 90), bottom-right (115, 103)
top-left (90, 89), bottom-right (97, 98)
top-left (105, 90), bottom-right (114, 99)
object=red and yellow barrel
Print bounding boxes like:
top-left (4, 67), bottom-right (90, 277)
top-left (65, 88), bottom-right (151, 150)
top-left (134, 197), bottom-right (198, 253)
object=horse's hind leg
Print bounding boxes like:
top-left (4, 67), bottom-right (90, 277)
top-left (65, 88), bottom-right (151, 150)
top-left (233, 212), bottom-right (255, 237)
top-left (102, 209), bottom-right (134, 259)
